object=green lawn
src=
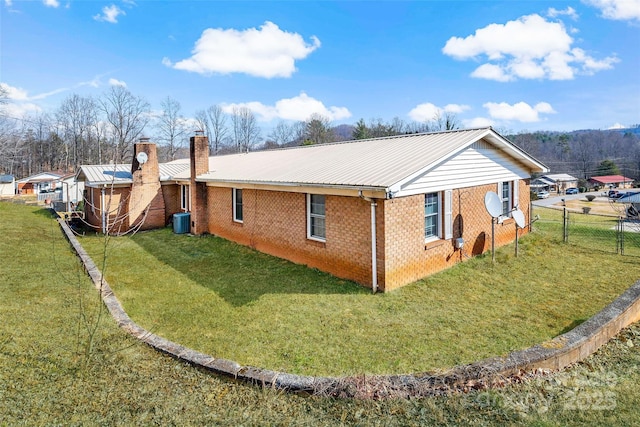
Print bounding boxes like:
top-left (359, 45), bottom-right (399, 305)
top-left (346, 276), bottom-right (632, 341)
top-left (75, 205), bottom-right (640, 377)
top-left (2, 200), bottom-right (640, 426)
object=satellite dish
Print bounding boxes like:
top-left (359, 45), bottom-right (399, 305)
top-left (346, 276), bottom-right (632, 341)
top-left (512, 208), bottom-right (526, 228)
top-left (136, 152), bottom-right (148, 165)
top-left (484, 192), bottom-right (502, 218)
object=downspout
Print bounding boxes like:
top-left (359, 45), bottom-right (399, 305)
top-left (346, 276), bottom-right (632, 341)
top-left (101, 187), bottom-right (106, 235)
top-left (359, 191), bottom-right (378, 293)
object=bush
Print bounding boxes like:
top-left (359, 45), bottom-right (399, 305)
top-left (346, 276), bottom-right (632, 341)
top-left (585, 195), bottom-right (596, 202)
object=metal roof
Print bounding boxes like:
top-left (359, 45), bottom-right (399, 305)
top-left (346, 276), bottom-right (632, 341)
top-left (174, 127), bottom-right (547, 189)
top-left (542, 173), bottom-right (578, 182)
top-left (0, 175), bottom-right (14, 183)
top-left (590, 175), bottom-right (635, 184)
top-left (77, 163), bottom-right (189, 186)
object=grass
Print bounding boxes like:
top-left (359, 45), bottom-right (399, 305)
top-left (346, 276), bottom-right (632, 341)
top-left (2, 200), bottom-right (640, 425)
top-left (71, 205), bottom-right (640, 378)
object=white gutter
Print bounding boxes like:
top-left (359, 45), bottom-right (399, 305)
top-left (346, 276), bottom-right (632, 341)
top-left (359, 191), bottom-right (378, 293)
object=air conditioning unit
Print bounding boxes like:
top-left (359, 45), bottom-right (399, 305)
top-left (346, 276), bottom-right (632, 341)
top-left (173, 212), bottom-right (191, 234)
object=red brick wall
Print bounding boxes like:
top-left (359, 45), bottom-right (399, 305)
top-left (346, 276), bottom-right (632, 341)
top-left (162, 184), bottom-right (181, 224)
top-left (206, 187), bottom-right (377, 286)
top-left (204, 180), bottom-right (532, 292)
top-left (84, 186), bottom-right (131, 234)
top-left (382, 182), bottom-right (531, 291)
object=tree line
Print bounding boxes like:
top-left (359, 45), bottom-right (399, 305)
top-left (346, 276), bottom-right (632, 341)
top-left (0, 84), bottom-right (461, 179)
top-left (508, 128), bottom-right (640, 182)
top-left (3, 84), bottom-right (637, 183)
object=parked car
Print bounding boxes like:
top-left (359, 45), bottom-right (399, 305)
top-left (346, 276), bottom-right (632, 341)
top-left (537, 191), bottom-right (550, 199)
top-left (565, 188), bottom-right (579, 195)
top-left (608, 190), bottom-right (624, 198)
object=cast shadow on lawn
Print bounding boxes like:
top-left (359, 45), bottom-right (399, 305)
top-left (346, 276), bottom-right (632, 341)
top-left (130, 229), bottom-right (369, 306)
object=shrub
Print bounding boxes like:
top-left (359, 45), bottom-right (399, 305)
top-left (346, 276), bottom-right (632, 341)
top-left (585, 195), bottom-right (596, 202)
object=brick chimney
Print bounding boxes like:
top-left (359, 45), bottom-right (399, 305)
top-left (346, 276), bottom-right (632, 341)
top-left (189, 131), bottom-right (209, 234)
top-left (129, 139), bottom-right (165, 231)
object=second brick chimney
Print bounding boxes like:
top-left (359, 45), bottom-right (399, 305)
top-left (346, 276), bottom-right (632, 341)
top-left (189, 131), bottom-right (209, 234)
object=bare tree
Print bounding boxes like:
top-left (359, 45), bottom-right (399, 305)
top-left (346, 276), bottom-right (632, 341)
top-left (231, 106), bottom-right (261, 153)
top-left (99, 86), bottom-right (150, 163)
top-left (206, 105), bottom-right (229, 155)
top-left (267, 120), bottom-right (295, 147)
top-left (432, 111), bottom-right (459, 131)
top-left (157, 96), bottom-right (188, 161)
top-left (56, 94), bottom-right (97, 171)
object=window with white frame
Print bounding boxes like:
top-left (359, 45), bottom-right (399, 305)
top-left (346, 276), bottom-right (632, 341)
top-left (307, 194), bottom-right (326, 241)
top-left (233, 188), bottom-right (243, 222)
top-left (180, 185), bottom-right (190, 211)
top-left (424, 192), bottom-right (440, 240)
top-left (498, 180), bottom-right (519, 218)
top-left (500, 181), bottom-right (511, 216)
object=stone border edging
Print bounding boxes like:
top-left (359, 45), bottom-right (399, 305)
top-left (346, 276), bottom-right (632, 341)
top-left (57, 218), bottom-right (640, 399)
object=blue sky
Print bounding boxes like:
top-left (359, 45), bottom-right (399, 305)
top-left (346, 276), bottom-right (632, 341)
top-left (1, 0), bottom-right (639, 134)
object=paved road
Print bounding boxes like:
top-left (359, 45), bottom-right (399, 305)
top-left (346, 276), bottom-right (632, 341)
top-left (532, 189), bottom-right (640, 208)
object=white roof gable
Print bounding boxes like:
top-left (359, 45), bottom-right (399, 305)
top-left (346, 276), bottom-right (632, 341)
top-left (177, 127), bottom-right (547, 194)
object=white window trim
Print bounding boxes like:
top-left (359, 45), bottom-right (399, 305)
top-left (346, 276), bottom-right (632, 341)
top-left (498, 180), bottom-right (519, 222)
top-left (180, 184), bottom-right (190, 212)
top-left (232, 188), bottom-right (243, 223)
top-left (424, 192), bottom-right (441, 243)
top-left (307, 194), bottom-right (326, 242)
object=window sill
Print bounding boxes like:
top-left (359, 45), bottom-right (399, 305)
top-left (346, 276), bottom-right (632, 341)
top-left (307, 238), bottom-right (326, 248)
top-left (425, 239), bottom-right (447, 250)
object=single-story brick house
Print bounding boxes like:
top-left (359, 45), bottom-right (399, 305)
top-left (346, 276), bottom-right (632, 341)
top-left (16, 172), bottom-right (63, 195)
top-left (589, 175), bottom-right (635, 189)
top-left (77, 127), bottom-right (547, 291)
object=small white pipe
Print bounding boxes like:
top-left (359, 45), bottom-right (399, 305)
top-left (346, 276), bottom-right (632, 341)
top-left (370, 200), bottom-right (378, 293)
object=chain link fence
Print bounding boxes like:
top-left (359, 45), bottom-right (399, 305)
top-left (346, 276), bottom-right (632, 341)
top-left (532, 204), bottom-right (640, 257)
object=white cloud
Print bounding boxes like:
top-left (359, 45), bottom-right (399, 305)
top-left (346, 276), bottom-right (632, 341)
top-left (608, 122), bottom-right (627, 129)
top-left (408, 102), bottom-right (470, 122)
top-left (1, 82), bottom-right (29, 100)
top-left (0, 83), bottom-right (43, 118)
top-left (442, 14), bottom-right (618, 81)
top-left (464, 117), bottom-right (495, 128)
top-left (166, 21), bottom-right (321, 78)
top-left (583, 0), bottom-right (640, 21)
top-left (548, 7), bottom-right (579, 20)
top-left (483, 101), bottom-right (556, 123)
top-left (0, 82), bottom-right (68, 101)
top-left (4, 0), bottom-right (13, 7)
top-left (108, 78), bottom-right (127, 87)
top-left (43, 0), bottom-right (59, 7)
top-left (3, 102), bottom-right (42, 118)
top-left (221, 92), bottom-right (351, 122)
top-left (93, 4), bottom-right (125, 24)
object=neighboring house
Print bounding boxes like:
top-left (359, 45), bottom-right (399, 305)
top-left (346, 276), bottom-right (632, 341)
top-left (76, 128), bottom-right (548, 291)
top-left (531, 173), bottom-right (578, 193)
top-left (589, 175), bottom-right (635, 189)
top-left (17, 172), bottom-right (63, 195)
top-left (0, 175), bottom-right (15, 196)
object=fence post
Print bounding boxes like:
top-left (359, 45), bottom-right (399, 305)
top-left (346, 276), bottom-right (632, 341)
top-left (617, 217), bottom-right (624, 255)
top-left (563, 208), bottom-right (569, 243)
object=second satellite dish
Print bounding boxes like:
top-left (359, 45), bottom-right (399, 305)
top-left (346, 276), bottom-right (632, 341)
top-left (484, 192), bottom-right (503, 218)
top-left (512, 209), bottom-right (526, 229)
